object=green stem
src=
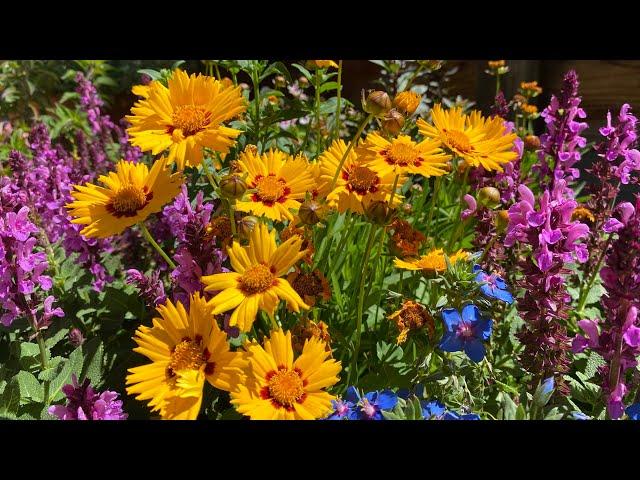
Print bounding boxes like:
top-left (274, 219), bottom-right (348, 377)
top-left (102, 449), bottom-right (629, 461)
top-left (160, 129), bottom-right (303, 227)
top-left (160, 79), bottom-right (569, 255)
top-left (577, 235), bottom-right (612, 313)
top-left (348, 223), bottom-right (378, 386)
top-left (251, 70), bottom-right (261, 148)
top-left (140, 223), bottom-right (177, 269)
top-left (424, 177), bottom-right (442, 244)
top-left (227, 199), bottom-right (237, 239)
top-left (314, 68), bottom-right (322, 154)
top-left (26, 305), bottom-right (49, 404)
top-left (335, 60), bottom-right (343, 139)
top-left (448, 166), bottom-right (470, 249)
top-left (496, 74), bottom-right (501, 97)
top-left (329, 113), bottom-right (374, 192)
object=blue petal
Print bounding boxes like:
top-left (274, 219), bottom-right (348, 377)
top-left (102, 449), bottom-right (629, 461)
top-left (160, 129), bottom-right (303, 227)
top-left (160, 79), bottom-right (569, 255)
top-left (480, 283), bottom-right (495, 298)
top-left (626, 403), bottom-right (640, 420)
top-left (443, 411), bottom-right (461, 420)
top-left (494, 288), bottom-right (513, 304)
top-left (460, 413), bottom-right (481, 420)
top-left (571, 412), bottom-right (590, 420)
top-left (464, 338), bottom-right (486, 363)
top-left (472, 264), bottom-right (483, 273)
top-left (414, 384), bottom-right (425, 398)
top-left (364, 391), bottom-right (377, 403)
top-left (376, 390), bottom-right (399, 410)
top-left (345, 386), bottom-right (360, 403)
top-left (421, 400), bottom-right (446, 419)
top-left (439, 332), bottom-right (463, 352)
top-left (461, 304), bottom-right (481, 325)
top-left (541, 377), bottom-right (555, 395)
top-left (473, 318), bottom-right (493, 341)
top-left (494, 276), bottom-right (508, 290)
top-left (347, 409), bottom-right (362, 420)
top-left (441, 308), bottom-right (461, 331)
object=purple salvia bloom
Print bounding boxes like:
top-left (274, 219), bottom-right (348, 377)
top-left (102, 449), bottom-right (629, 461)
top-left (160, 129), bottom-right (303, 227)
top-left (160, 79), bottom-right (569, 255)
top-left (125, 269), bottom-right (167, 309)
top-left (48, 374), bottom-right (127, 420)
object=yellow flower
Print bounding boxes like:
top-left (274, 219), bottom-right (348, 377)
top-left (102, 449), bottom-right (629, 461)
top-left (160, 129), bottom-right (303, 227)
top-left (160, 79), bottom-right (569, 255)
top-left (417, 104), bottom-right (518, 172)
top-left (393, 248), bottom-right (468, 273)
top-left (393, 90), bottom-right (422, 115)
top-left (234, 149), bottom-right (316, 222)
top-left (202, 223), bottom-right (310, 332)
top-left (65, 158), bottom-right (183, 238)
top-left (126, 69), bottom-right (246, 170)
top-left (309, 60), bottom-right (339, 69)
top-left (521, 104), bottom-right (538, 116)
top-left (126, 293), bottom-right (247, 420)
top-left (230, 329), bottom-right (341, 420)
top-left (319, 139), bottom-right (404, 214)
top-left (357, 133), bottom-right (451, 178)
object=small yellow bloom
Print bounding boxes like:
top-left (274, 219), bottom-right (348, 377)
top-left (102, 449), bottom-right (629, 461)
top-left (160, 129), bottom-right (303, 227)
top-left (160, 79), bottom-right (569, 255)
top-left (65, 158), bottom-right (183, 238)
top-left (230, 329), bottom-right (341, 420)
top-left (234, 149), bottom-right (316, 222)
top-left (394, 248), bottom-right (469, 273)
top-left (488, 60), bottom-right (506, 69)
top-left (309, 60), bottom-right (339, 69)
top-left (393, 90), bottom-right (422, 115)
top-left (202, 223), bottom-right (310, 332)
top-left (126, 293), bottom-right (247, 420)
top-left (521, 104), bottom-right (538, 116)
top-left (418, 104), bottom-right (518, 172)
top-left (319, 139), bottom-right (404, 214)
top-left (572, 206), bottom-right (595, 223)
top-left (357, 133), bottom-right (451, 178)
top-left (126, 68), bottom-right (246, 171)
top-left (520, 80), bottom-right (542, 96)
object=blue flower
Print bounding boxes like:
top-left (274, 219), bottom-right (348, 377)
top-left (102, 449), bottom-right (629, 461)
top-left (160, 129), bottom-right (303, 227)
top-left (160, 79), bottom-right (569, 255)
top-left (439, 304), bottom-right (493, 363)
top-left (571, 412), bottom-right (591, 420)
top-left (421, 400), bottom-right (447, 419)
top-left (473, 265), bottom-right (513, 304)
top-left (325, 394), bottom-right (356, 420)
top-left (346, 387), bottom-right (398, 420)
top-left (443, 411), bottom-right (481, 420)
top-left (626, 403), bottom-right (640, 420)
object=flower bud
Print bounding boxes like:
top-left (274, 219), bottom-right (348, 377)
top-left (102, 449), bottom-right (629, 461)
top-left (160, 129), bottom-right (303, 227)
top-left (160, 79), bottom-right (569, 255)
top-left (402, 203), bottom-right (412, 214)
top-left (298, 76), bottom-right (310, 88)
top-left (219, 174), bottom-right (247, 200)
top-left (268, 95), bottom-right (279, 106)
top-left (393, 91), bottom-right (421, 115)
top-left (495, 210), bottom-right (510, 232)
top-left (298, 199), bottom-right (326, 226)
top-left (417, 60), bottom-right (444, 71)
top-left (478, 187), bottom-right (501, 208)
top-left (362, 90), bottom-right (392, 116)
top-left (382, 109), bottom-right (405, 135)
top-left (237, 215), bottom-right (258, 240)
top-left (274, 75), bottom-right (287, 89)
top-left (238, 83), bottom-right (250, 91)
top-left (365, 200), bottom-right (391, 225)
top-left (524, 135), bottom-right (541, 151)
top-left (69, 327), bottom-right (85, 347)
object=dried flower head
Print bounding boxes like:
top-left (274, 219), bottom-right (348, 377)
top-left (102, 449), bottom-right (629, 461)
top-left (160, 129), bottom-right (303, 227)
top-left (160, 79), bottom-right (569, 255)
top-left (388, 300), bottom-right (435, 344)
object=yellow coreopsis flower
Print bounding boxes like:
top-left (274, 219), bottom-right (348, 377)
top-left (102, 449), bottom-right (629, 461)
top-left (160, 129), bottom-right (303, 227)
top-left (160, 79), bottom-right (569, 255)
top-left (309, 60), bottom-right (339, 69)
top-left (319, 139), bottom-right (403, 214)
top-left (417, 104), bottom-right (518, 172)
top-left (65, 158), bottom-right (183, 238)
top-left (357, 133), bottom-right (451, 179)
top-left (393, 248), bottom-right (469, 273)
top-left (231, 329), bottom-right (341, 420)
top-left (202, 223), bottom-right (310, 332)
top-left (126, 293), bottom-right (247, 420)
top-left (234, 149), bottom-right (316, 222)
top-left (393, 90), bottom-right (422, 115)
top-left (126, 69), bottom-right (246, 170)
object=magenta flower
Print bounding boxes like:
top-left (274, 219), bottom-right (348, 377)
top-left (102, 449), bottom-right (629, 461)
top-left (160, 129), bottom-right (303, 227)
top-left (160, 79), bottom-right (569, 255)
top-left (48, 375), bottom-right (127, 420)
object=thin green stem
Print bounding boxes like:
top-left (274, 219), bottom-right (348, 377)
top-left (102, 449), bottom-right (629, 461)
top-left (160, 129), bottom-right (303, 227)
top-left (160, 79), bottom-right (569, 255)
top-left (448, 166), bottom-right (470, 249)
top-left (577, 235), bottom-right (612, 313)
top-left (314, 68), bottom-right (322, 154)
top-left (335, 60), bottom-right (343, 139)
top-left (329, 113), bottom-right (374, 192)
top-left (227, 199), bottom-right (237, 239)
top-left (348, 223), bottom-right (378, 386)
top-left (25, 304), bottom-right (49, 404)
top-left (251, 70), bottom-right (261, 148)
top-left (424, 177), bottom-right (442, 243)
top-left (140, 223), bottom-right (177, 269)
top-left (201, 158), bottom-right (219, 190)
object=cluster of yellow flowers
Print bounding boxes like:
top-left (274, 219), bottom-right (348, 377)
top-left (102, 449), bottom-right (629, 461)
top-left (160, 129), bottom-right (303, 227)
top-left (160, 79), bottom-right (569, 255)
top-left (64, 67), bottom-right (519, 420)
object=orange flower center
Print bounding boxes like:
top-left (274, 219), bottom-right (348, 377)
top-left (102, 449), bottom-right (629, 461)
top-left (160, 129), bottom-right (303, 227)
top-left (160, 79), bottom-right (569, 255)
top-left (172, 105), bottom-right (210, 136)
top-left (443, 129), bottom-right (472, 153)
top-left (255, 175), bottom-right (288, 204)
top-left (267, 369), bottom-right (305, 407)
top-left (238, 264), bottom-right (276, 294)
top-left (169, 338), bottom-right (206, 372)
top-left (385, 141), bottom-right (421, 167)
top-left (291, 272), bottom-right (323, 298)
top-left (346, 166), bottom-right (379, 194)
top-left (110, 184), bottom-right (149, 217)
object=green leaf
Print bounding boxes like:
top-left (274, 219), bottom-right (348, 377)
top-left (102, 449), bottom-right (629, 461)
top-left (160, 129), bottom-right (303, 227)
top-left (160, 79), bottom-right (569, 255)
top-left (15, 370), bottom-right (43, 403)
top-left (48, 347), bottom-right (83, 402)
top-left (319, 82), bottom-right (339, 94)
top-left (80, 338), bottom-right (104, 386)
top-left (0, 377), bottom-right (20, 418)
top-left (500, 392), bottom-right (518, 420)
top-left (45, 328), bottom-right (69, 348)
top-left (291, 63), bottom-right (313, 82)
top-left (584, 351), bottom-right (606, 380)
top-left (137, 69), bottom-right (163, 81)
